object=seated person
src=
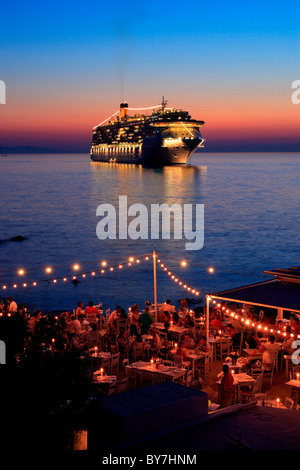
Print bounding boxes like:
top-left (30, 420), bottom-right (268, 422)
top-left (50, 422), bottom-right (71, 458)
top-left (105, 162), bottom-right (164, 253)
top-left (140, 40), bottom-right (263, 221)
top-left (246, 330), bottom-right (261, 349)
top-left (189, 369), bottom-right (203, 391)
top-left (85, 301), bottom-right (99, 326)
top-left (260, 345), bottom-right (273, 371)
top-left (66, 314), bottom-right (82, 336)
top-left (196, 336), bottom-right (209, 353)
top-left (226, 324), bottom-right (241, 348)
top-left (171, 311), bottom-right (182, 326)
top-left (181, 334), bottom-right (195, 350)
top-left (211, 314), bottom-right (223, 331)
top-left (282, 326), bottom-right (295, 355)
top-left (119, 308), bottom-right (128, 320)
top-left (117, 331), bottom-right (128, 355)
top-left (149, 327), bottom-right (161, 355)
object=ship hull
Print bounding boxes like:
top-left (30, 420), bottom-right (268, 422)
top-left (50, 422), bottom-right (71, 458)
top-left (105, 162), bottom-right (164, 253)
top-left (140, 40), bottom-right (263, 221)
top-left (90, 136), bottom-right (203, 166)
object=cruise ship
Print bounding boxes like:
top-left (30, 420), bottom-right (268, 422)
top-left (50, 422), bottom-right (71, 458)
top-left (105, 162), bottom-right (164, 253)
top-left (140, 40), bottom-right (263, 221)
top-left (90, 98), bottom-right (205, 165)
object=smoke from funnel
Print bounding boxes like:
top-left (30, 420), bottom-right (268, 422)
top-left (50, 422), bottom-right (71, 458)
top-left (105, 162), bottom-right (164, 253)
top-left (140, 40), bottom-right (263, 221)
top-left (114, 3), bottom-right (144, 101)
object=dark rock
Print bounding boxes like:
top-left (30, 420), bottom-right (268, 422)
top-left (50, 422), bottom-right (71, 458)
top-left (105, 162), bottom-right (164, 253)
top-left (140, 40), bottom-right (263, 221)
top-left (9, 235), bottom-right (27, 242)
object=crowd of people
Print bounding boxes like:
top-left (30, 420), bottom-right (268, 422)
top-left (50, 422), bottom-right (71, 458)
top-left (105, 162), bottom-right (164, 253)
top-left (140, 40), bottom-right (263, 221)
top-left (1, 294), bottom-right (299, 409)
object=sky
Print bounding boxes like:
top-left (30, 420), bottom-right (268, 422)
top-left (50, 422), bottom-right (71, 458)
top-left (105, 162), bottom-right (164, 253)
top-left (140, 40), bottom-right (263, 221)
top-left (0, 0), bottom-right (300, 152)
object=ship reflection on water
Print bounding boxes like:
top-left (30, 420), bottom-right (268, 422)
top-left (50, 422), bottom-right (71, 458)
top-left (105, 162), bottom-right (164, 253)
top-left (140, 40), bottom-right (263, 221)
top-left (90, 159), bottom-right (207, 208)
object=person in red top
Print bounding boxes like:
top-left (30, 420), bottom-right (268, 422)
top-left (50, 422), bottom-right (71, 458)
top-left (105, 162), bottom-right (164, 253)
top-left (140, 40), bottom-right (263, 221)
top-left (220, 364), bottom-right (235, 408)
top-left (211, 314), bottom-right (223, 332)
top-left (84, 300), bottom-right (99, 326)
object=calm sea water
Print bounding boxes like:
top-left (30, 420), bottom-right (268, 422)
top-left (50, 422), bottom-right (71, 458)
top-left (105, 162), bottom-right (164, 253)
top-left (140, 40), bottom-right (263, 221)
top-left (1, 152), bottom-right (299, 312)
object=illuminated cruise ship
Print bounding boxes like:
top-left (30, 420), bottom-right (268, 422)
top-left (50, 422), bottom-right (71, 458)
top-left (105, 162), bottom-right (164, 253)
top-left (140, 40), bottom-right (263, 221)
top-left (90, 98), bottom-right (205, 165)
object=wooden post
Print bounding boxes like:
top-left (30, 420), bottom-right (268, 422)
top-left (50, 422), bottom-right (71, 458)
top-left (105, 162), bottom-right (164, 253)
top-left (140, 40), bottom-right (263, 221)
top-left (206, 295), bottom-right (210, 346)
top-left (153, 251), bottom-right (158, 323)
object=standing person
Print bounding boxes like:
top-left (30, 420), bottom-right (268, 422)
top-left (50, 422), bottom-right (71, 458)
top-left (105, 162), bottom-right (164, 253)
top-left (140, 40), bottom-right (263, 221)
top-left (138, 308), bottom-right (153, 335)
top-left (129, 304), bottom-right (140, 336)
top-left (7, 296), bottom-right (18, 314)
top-left (220, 364), bottom-right (235, 408)
top-left (108, 306), bottom-right (122, 329)
top-left (76, 301), bottom-right (84, 316)
top-left (163, 299), bottom-right (175, 314)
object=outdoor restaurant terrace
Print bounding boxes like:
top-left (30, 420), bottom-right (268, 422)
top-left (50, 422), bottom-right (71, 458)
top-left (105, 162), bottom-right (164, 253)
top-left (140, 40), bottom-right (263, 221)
top-left (1, 261), bottom-right (300, 451)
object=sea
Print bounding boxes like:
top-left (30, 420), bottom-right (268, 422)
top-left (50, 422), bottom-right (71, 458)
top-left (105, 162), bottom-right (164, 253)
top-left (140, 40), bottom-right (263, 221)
top-left (1, 151), bottom-right (299, 313)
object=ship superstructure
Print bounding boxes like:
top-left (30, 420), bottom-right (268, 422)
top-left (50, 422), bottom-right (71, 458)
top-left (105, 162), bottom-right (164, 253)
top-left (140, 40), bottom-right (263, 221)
top-left (90, 98), bottom-right (205, 165)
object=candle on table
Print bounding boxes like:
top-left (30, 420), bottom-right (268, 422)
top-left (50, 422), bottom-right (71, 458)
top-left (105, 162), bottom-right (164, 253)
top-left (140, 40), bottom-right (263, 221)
top-left (100, 368), bottom-right (104, 377)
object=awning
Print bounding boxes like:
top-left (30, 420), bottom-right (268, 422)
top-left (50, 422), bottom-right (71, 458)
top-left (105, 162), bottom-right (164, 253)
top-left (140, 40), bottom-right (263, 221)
top-left (211, 279), bottom-right (300, 313)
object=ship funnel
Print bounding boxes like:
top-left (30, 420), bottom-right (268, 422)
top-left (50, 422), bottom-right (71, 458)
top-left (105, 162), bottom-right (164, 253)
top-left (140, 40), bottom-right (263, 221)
top-left (120, 102), bottom-right (129, 120)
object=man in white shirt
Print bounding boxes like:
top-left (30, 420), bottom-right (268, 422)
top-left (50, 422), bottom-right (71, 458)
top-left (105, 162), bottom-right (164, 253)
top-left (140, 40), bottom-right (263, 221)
top-left (264, 335), bottom-right (280, 362)
top-left (163, 299), bottom-right (175, 314)
top-left (7, 296), bottom-right (17, 314)
top-left (108, 306), bottom-right (122, 329)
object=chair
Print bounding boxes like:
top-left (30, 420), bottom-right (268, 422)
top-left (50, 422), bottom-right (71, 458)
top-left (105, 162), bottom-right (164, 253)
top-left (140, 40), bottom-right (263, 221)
top-left (174, 355), bottom-right (191, 370)
top-left (262, 363), bottom-right (274, 388)
top-left (240, 374), bottom-right (262, 403)
top-left (163, 360), bottom-right (174, 367)
top-left (216, 339), bottom-right (231, 361)
top-left (197, 355), bottom-right (209, 378)
top-left (101, 357), bottom-right (111, 375)
top-left (125, 368), bottom-right (138, 390)
top-left (108, 382), bottom-right (117, 396)
top-left (285, 397), bottom-right (294, 409)
top-left (152, 372), bottom-right (163, 384)
top-left (254, 393), bottom-right (267, 403)
top-left (186, 369), bottom-right (193, 387)
top-left (133, 345), bottom-right (145, 362)
top-left (117, 320), bottom-right (128, 335)
top-left (111, 353), bottom-right (120, 376)
top-left (207, 346), bottom-right (214, 370)
top-left (251, 367), bottom-right (263, 379)
top-left (117, 378), bottom-right (128, 393)
top-left (140, 370), bottom-right (152, 387)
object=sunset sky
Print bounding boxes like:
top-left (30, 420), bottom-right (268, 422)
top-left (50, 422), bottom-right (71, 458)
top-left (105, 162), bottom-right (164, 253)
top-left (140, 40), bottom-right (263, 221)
top-left (1, 0), bottom-right (300, 152)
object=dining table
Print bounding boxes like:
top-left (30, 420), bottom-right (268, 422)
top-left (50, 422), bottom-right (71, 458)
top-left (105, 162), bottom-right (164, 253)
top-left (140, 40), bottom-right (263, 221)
top-left (217, 372), bottom-right (256, 403)
top-left (285, 379), bottom-right (300, 407)
top-left (155, 323), bottom-right (190, 342)
top-left (126, 360), bottom-right (186, 383)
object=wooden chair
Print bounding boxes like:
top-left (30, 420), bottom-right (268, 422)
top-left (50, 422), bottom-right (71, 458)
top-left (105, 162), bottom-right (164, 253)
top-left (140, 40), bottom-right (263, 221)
top-left (197, 355), bottom-right (209, 378)
top-left (285, 397), bottom-right (294, 409)
top-left (262, 363), bottom-right (275, 388)
top-left (101, 357), bottom-right (111, 375)
top-left (107, 382), bottom-right (117, 396)
top-left (216, 339), bottom-right (231, 361)
top-left (125, 368), bottom-right (138, 390)
top-left (111, 353), bottom-right (120, 376)
top-left (174, 355), bottom-right (191, 370)
top-left (240, 373), bottom-right (263, 403)
top-left (163, 360), bottom-right (174, 366)
top-left (117, 378), bottom-right (128, 393)
top-left (133, 345), bottom-right (145, 362)
top-left (152, 372), bottom-right (163, 384)
top-left (186, 369), bottom-right (193, 387)
top-left (254, 392), bottom-right (267, 403)
top-left (140, 370), bottom-right (152, 387)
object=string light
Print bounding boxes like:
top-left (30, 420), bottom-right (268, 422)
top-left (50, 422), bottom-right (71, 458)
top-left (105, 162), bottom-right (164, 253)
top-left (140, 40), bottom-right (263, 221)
top-left (18, 269), bottom-right (25, 276)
